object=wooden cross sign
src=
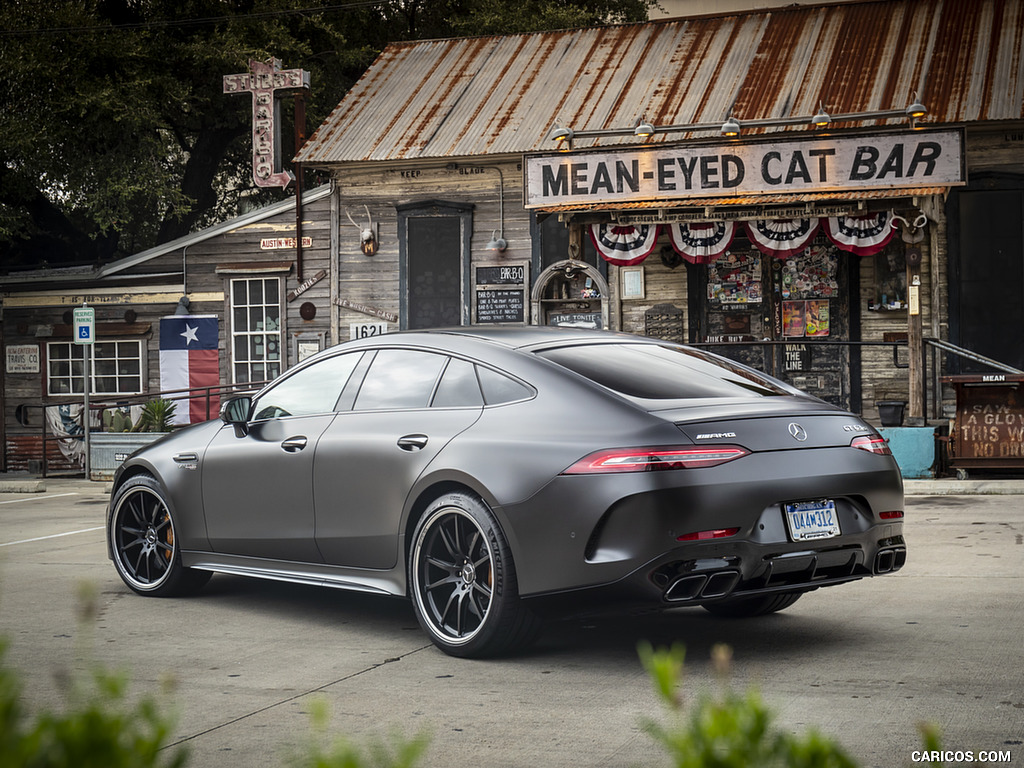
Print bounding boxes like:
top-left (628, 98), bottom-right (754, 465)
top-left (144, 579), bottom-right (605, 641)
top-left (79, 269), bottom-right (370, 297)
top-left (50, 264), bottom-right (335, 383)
top-left (223, 58), bottom-right (310, 189)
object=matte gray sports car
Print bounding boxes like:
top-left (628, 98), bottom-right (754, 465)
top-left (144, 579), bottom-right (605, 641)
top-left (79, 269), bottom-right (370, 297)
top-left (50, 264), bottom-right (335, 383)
top-left (107, 327), bottom-right (905, 657)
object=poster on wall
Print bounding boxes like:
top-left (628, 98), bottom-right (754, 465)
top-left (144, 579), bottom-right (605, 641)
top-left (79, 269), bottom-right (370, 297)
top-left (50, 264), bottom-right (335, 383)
top-left (806, 300), bottom-right (830, 337)
top-left (783, 300), bottom-right (830, 337)
top-left (783, 301), bottom-right (805, 337)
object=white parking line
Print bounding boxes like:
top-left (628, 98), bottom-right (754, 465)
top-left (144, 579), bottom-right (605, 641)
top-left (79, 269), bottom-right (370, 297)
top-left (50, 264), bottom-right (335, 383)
top-left (0, 527), bottom-right (105, 548)
top-left (0, 492), bottom-right (78, 505)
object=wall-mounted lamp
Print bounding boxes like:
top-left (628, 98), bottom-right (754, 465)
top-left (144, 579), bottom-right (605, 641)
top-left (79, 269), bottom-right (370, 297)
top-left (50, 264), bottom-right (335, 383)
top-left (486, 230), bottom-right (508, 253)
top-left (811, 103), bottom-right (831, 128)
top-left (905, 92), bottom-right (927, 119)
top-left (549, 124), bottom-right (574, 151)
top-left (634, 118), bottom-right (655, 140)
top-left (174, 296), bottom-right (191, 316)
top-left (906, 92), bottom-right (927, 127)
top-left (720, 116), bottom-right (741, 137)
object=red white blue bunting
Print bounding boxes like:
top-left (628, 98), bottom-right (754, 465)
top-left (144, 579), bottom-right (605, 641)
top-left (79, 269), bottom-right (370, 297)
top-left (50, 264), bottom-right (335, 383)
top-left (822, 211), bottom-right (896, 256)
top-left (666, 221), bottom-right (737, 265)
top-left (589, 224), bottom-right (660, 266)
top-left (745, 218), bottom-right (821, 260)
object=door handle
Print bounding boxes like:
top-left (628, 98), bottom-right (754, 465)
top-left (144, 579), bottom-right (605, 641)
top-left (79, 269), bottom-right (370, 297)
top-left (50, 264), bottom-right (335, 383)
top-left (397, 434), bottom-right (429, 451)
top-left (281, 436), bottom-right (308, 453)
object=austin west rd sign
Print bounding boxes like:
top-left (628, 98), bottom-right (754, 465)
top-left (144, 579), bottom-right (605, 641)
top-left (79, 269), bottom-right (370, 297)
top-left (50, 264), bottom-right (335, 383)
top-left (524, 129), bottom-right (964, 208)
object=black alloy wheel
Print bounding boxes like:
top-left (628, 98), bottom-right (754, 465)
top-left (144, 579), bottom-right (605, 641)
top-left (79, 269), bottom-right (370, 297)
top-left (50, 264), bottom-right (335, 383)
top-left (410, 491), bottom-right (541, 658)
top-left (108, 474), bottom-right (210, 597)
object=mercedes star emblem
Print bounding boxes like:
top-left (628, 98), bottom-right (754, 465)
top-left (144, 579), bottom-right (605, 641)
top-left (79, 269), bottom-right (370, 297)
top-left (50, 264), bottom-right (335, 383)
top-left (788, 422), bottom-right (808, 441)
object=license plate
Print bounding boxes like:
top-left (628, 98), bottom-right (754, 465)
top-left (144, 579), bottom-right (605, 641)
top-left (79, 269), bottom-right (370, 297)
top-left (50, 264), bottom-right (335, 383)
top-left (784, 499), bottom-right (840, 542)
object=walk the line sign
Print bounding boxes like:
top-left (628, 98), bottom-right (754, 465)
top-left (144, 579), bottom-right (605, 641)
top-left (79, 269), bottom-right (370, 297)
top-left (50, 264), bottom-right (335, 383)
top-left (523, 129), bottom-right (965, 209)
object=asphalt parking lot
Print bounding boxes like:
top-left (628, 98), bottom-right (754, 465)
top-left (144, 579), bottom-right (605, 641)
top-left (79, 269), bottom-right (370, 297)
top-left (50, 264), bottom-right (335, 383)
top-left (1, 477), bottom-right (1022, 768)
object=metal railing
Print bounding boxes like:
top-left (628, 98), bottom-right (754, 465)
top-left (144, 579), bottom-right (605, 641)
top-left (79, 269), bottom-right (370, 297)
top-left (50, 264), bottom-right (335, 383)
top-left (16, 337), bottom-right (1022, 476)
top-left (20, 380), bottom-right (269, 478)
top-left (694, 337), bottom-right (1022, 423)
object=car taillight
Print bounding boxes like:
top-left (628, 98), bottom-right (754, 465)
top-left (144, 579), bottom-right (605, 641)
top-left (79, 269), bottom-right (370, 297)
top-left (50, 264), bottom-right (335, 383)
top-left (561, 445), bottom-right (749, 474)
top-left (677, 527), bottom-right (741, 542)
top-left (851, 435), bottom-right (892, 455)
top-left (879, 510), bottom-right (904, 520)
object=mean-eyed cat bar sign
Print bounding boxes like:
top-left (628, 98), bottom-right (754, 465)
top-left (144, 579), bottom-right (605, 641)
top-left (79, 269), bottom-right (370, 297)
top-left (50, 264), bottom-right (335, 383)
top-left (524, 129), bottom-right (964, 209)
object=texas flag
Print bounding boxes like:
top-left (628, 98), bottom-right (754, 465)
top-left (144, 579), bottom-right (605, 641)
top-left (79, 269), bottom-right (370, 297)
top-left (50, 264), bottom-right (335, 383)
top-left (159, 315), bottom-right (220, 425)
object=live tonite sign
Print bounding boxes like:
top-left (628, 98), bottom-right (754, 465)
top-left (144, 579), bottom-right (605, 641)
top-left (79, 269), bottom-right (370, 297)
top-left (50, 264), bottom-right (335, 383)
top-left (523, 129), bottom-right (964, 208)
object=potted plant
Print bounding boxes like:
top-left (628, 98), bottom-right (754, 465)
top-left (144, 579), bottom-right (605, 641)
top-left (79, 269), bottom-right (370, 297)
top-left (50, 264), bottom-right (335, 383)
top-left (132, 398), bottom-right (177, 433)
top-left (90, 398), bottom-right (177, 481)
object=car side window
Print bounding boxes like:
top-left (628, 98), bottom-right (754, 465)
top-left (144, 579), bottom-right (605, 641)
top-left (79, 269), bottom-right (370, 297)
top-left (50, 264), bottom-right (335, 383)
top-left (252, 352), bottom-right (362, 420)
top-left (431, 358), bottom-right (484, 407)
top-left (354, 349), bottom-right (446, 410)
top-left (477, 366), bottom-right (532, 405)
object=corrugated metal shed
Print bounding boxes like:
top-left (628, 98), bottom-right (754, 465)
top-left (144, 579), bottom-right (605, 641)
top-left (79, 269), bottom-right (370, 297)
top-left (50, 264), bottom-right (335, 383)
top-left (296, 0), bottom-right (1024, 165)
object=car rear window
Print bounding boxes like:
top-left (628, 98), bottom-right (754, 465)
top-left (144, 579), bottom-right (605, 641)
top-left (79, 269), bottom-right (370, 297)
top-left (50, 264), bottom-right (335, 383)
top-left (536, 343), bottom-right (789, 399)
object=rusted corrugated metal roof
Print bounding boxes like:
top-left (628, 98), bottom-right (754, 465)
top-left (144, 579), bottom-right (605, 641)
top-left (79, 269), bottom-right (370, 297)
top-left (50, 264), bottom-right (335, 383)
top-left (296, 0), bottom-right (1024, 166)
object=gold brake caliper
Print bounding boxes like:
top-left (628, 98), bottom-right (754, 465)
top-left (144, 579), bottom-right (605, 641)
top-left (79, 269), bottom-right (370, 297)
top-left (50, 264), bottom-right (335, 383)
top-left (163, 514), bottom-right (173, 560)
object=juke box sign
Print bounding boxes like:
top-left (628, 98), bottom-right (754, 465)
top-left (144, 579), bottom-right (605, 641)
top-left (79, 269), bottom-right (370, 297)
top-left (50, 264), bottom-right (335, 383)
top-left (524, 129), bottom-right (964, 208)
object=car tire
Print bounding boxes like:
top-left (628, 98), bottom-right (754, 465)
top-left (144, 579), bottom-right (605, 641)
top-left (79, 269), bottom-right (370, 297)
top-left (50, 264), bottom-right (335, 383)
top-left (108, 474), bottom-right (211, 597)
top-left (701, 591), bottom-right (802, 618)
top-left (409, 491), bottom-right (542, 658)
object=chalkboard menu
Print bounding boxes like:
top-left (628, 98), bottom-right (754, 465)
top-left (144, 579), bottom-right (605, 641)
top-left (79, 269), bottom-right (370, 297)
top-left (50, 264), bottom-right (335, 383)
top-left (477, 289), bottom-right (525, 323)
top-left (475, 262), bottom-right (529, 324)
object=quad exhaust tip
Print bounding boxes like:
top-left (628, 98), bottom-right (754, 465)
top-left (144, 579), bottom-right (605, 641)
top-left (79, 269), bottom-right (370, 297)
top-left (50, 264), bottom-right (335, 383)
top-left (874, 547), bottom-right (907, 574)
top-left (664, 570), bottom-right (741, 602)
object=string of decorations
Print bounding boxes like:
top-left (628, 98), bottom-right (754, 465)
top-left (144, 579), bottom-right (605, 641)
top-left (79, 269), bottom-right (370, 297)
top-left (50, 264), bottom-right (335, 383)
top-left (589, 211), bottom-right (899, 265)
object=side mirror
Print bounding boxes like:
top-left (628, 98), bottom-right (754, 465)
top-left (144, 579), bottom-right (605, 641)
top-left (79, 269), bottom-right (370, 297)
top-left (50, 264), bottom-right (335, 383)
top-left (220, 396), bottom-right (252, 425)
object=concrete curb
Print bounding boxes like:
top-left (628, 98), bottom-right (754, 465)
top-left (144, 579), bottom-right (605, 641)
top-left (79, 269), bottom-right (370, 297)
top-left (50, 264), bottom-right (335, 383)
top-left (0, 477), bottom-right (47, 493)
top-left (903, 479), bottom-right (1024, 495)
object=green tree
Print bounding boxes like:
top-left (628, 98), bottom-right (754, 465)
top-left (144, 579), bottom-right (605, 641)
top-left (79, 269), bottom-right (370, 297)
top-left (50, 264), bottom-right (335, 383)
top-left (0, 0), bottom-right (655, 269)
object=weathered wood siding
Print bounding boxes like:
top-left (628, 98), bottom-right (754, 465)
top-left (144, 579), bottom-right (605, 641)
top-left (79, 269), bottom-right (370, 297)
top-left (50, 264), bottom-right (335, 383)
top-left (332, 160), bottom-right (528, 337)
top-left (2, 193), bottom-right (333, 470)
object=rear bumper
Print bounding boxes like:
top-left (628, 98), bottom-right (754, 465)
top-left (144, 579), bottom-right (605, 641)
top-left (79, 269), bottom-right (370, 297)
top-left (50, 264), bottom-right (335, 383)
top-left (500, 445), bottom-right (905, 601)
top-left (525, 525), bottom-right (906, 616)
top-left (648, 531), bottom-right (906, 603)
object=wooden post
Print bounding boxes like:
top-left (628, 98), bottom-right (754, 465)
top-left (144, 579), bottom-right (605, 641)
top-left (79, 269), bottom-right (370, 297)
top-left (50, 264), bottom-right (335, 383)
top-left (294, 91), bottom-right (307, 280)
top-left (906, 248), bottom-right (924, 424)
top-left (567, 222), bottom-right (582, 261)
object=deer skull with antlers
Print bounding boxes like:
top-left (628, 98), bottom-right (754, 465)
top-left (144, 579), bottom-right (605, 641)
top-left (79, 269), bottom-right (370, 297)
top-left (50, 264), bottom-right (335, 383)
top-left (346, 205), bottom-right (378, 255)
top-left (890, 212), bottom-right (928, 244)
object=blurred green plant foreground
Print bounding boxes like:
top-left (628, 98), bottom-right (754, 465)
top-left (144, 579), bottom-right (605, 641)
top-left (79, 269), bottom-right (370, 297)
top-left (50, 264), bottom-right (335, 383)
top-left (0, 636), bottom-right (942, 768)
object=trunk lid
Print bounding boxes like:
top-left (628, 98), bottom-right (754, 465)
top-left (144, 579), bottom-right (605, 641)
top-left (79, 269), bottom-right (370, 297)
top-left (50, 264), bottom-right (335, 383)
top-left (650, 397), bottom-right (875, 451)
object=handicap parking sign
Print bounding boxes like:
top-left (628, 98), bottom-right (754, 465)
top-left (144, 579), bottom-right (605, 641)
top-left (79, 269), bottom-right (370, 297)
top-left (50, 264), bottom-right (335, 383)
top-left (73, 306), bottom-right (95, 345)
